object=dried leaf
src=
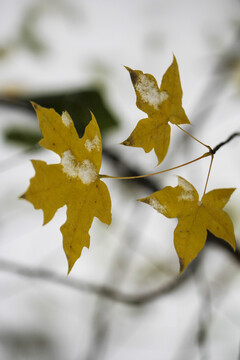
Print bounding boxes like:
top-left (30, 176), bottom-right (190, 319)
top-left (139, 177), bottom-right (236, 273)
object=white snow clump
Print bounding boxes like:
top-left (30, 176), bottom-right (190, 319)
top-left (178, 177), bottom-right (195, 201)
top-left (85, 135), bottom-right (101, 152)
top-left (135, 74), bottom-right (168, 110)
top-left (149, 197), bottom-right (167, 214)
top-left (62, 111), bottom-right (72, 127)
top-left (61, 150), bottom-right (97, 185)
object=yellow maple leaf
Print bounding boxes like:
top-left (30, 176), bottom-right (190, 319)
top-left (139, 177), bottom-right (236, 273)
top-left (21, 103), bottom-right (112, 273)
top-left (122, 56), bottom-right (190, 165)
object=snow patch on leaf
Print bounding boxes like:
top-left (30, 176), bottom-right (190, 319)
top-left (178, 177), bottom-right (193, 192)
top-left (85, 135), bottom-right (101, 152)
top-left (178, 177), bottom-right (195, 201)
top-left (62, 111), bottom-right (72, 127)
top-left (149, 197), bottom-right (167, 214)
top-left (61, 150), bottom-right (76, 177)
top-left (178, 192), bottom-right (195, 202)
top-left (135, 74), bottom-right (168, 110)
top-left (61, 150), bottom-right (97, 184)
top-left (78, 160), bottom-right (98, 184)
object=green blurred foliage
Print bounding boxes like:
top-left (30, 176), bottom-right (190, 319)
top-left (4, 127), bottom-right (41, 146)
top-left (2, 88), bottom-right (118, 146)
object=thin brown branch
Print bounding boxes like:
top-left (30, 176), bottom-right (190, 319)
top-left (212, 132), bottom-right (240, 154)
top-left (100, 153), bottom-right (208, 180)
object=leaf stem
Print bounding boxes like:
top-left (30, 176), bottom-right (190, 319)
top-left (99, 152), bottom-right (210, 180)
top-left (203, 154), bottom-right (214, 196)
top-left (175, 124), bottom-right (211, 150)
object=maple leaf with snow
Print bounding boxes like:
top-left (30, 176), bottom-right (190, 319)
top-left (139, 177), bottom-right (236, 273)
top-left (21, 103), bottom-right (111, 273)
top-left (122, 56), bottom-right (190, 165)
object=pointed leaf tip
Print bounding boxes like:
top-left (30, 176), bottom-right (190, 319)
top-left (31, 101), bottom-right (38, 110)
top-left (120, 139), bottom-right (131, 146)
top-left (125, 66), bottom-right (138, 85)
top-left (67, 262), bottom-right (74, 275)
top-left (172, 53), bottom-right (177, 63)
top-left (179, 257), bottom-right (185, 274)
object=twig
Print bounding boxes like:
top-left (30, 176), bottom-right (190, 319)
top-left (203, 154), bottom-right (214, 196)
top-left (100, 153), bottom-right (208, 180)
top-left (175, 124), bottom-right (211, 150)
top-left (212, 132), bottom-right (240, 154)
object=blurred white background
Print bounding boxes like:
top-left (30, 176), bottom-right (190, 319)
top-left (0, 0), bottom-right (240, 359)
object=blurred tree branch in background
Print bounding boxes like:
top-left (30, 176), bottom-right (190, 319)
top-left (0, 233), bottom-right (238, 306)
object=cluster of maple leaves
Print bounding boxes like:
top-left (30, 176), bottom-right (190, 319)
top-left (22, 57), bottom-right (236, 274)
